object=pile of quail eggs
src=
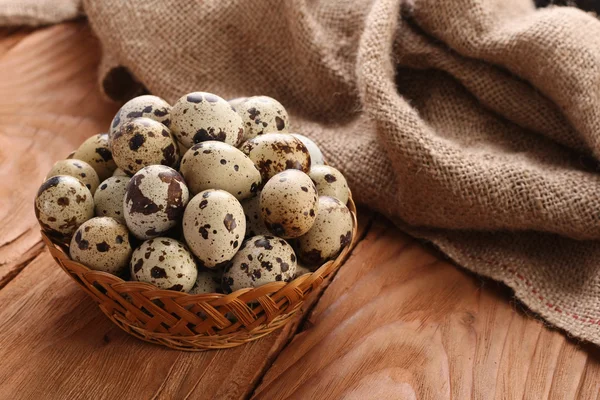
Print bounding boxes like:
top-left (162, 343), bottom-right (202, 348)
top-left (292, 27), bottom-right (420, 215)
top-left (35, 93), bottom-right (352, 295)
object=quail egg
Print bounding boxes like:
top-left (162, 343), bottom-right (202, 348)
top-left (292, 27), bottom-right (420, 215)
top-left (123, 165), bottom-right (189, 239)
top-left (236, 96), bottom-right (289, 141)
top-left (189, 268), bottom-right (222, 294)
top-left (297, 196), bottom-right (353, 265)
top-left (182, 189), bottom-right (246, 268)
top-left (47, 159), bottom-right (100, 194)
top-left (112, 167), bottom-right (129, 177)
top-left (170, 92), bottom-right (244, 148)
top-left (291, 133), bottom-right (325, 167)
top-left (240, 133), bottom-right (310, 181)
top-left (240, 193), bottom-right (270, 238)
top-left (294, 262), bottom-right (312, 278)
top-left (111, 117), bottom-right (179, 175)
top-left (222, 235), bottom-right (297, 293)
top-left (228, 97), bottom-right (249, 111)
top-left (109, 95), bottom-right (172, 141)
top-left (309, 165), bottom-right (349, 204)
top-left (93, 176), bottom-right (130, 223)
top-left (130, 237), bottom-right (197, 292)
top-left (179, 141), bottom-right (261, 199)
top-left (69, 217), bottom-right (132, 275)
top-left (260, 170), bottom-right (318, 238)
top-left (35, 175), bottom-right (94, 240)
top-left (72, 133), bottom-right (117, 180)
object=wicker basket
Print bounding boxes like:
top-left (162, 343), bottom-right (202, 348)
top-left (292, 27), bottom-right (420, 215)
top-left (42, 194), bottom-right (357, 351)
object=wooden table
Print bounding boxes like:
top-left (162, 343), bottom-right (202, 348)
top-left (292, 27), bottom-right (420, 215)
top-left (1, 22), bottom-right (599, 400)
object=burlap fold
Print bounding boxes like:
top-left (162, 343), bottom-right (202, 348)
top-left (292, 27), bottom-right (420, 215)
top-left (5, 0), bottom-right (600, 344)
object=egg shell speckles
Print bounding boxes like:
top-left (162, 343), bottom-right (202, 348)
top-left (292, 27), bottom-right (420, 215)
top-left (73, 133), bottom-right (117, 181)
top-left (240, 133), bottom-right (310, 181)
top-left (179, 141), bottom-right (261, 199)
top-left (291, 134), bottom-right (325, 167)
top-left (182, 189), bottom-right (246, 268)
top-left (236, 96), bottom-right (289, 141)
top-left (260, 170), bottom-right (318, 239)
top-left (69, 217), bottom-right (132, 275)
top-left (222, 235), bottom-right (297, 293)
top-left (189, 269), bottom-right (222, 294)
top-left (109, 95), bottom-right (172, 141)
top-left (241, 193), bottom-right (271, 238)
top-left (124, 165), bottom-right (189, 240)
top-left (170, 92), bottom-right (244, 148)
top-left (47, 159), bottom-right (100, 195)
top-left (309, 165), bottom-right (349, 205)
top-left (296, 196), bottom-right (353, 265)
top-left (94, 176), bottom-right (130, 223)
top-left (35, 175), bottom-right (94, 240)
top-left (111, 117), bottom-right (179, 175)
top-left (130, 237), bottom-right (197, 292)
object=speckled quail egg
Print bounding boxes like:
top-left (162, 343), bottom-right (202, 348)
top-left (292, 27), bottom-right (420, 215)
top-left (35, 175), bottom-right (94, 240)
top-left (309, 165), bottom-right (349, 204)
top-left (228, 97), bottom-right (248, 111)
top-left (72, 133), bottom-right (117, 180)
top-left (291, 134), bottom-right (325, 167)
top-left (297, 196), bottom-right (353, 265)
top-left (222, 235), bottom-right (297, 293)
top-left (47, 159), bottom-right (100, 194)
top-left (189, 268), bottom-right (222, 294)
top-left (240, 193), bottom-right (271, 238)
top-left (111, 117), bottom-right (179, 175)
top-left (170, 92), bottom-right (244, 148)
top-left (69, 217), bottom-right (132, 275)
top-left (93, 176), bottom-right (130, 223)
top-left (236, 96), bottom-right (289, 141)
top-left (182, 189), bottom-right (246, 268)
top-left (109, 95), bottom-right (172, 141)
top-left (124, 165), bottom-right (189, 240)
top-left (179, 141), bottom-right (261, 199)
top-left (240, 133), bottom-right (310, 181)
top-left (112, 167), bottom-right (129, 177)
top-left (130, 237), bottom-right (197, 292)
top-left (260, 170), bottom-right (318, 238)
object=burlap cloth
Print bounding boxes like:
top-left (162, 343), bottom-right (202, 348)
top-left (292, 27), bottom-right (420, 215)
top-left (4, 0), bottom-right (600, 345)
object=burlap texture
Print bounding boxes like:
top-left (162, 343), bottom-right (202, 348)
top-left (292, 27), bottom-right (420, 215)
top-left (4, 0), bottom-right (600, 344)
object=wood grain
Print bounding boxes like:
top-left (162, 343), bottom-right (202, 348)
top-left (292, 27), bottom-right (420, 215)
top-left (253, 219), bottom-right (600, 399)
top-left (0, 21), bottom-right (599, 400)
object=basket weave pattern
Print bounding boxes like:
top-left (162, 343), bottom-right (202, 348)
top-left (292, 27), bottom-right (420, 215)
top-left (42, 196), bottom-right (357, 351)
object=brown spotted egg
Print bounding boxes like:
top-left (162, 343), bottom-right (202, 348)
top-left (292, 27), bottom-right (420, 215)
top-left (222, 235), bottom-right (297, 293)
top-left (297, 196), bottom-right (353, 266)
top-left (236, 96), bottom-right (289, 141)
top-left (35, 175), bottom-right (94, 240)
top-left (309, 165), bottom-right (349, 204)
top-left (111, 117), bottom-right (179, 175)
top-left (182, 189), bottom-right (246, 268)
top-left (228, 97), bottom-right (249, 111)
top-left (112, 168), bottom-right (129, 177)
top-left (291, 134), bottom-right (325, 167)
top-left (47, 159), bottom-right (100, 195)
top-left (170, 92), bottom-right (244, 148)
top-left (240, 133), bottom-right (310, 181)
top-left (240, 193), bottom-right (271, 238)
top-left (130, 237), bottom-right (197, 292)
top-left (189, 268), bottom-right (222, 294)
top-left (73, 133), bottom-right (117, 181)
top-left (109, 95), bottom-right (172, 141)
top-left (94, 176), bottom-right (130, 223)
top-left (179, 141), bottom-right (261, 199)
top-left (69, 217), bottom-right (132, 275)
top-left (123, 165), bottom-right (189, 240)
top-left (260, 170), bottom-right (318, 239)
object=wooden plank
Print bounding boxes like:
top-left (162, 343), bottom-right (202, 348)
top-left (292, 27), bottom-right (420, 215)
top-left (252, 218), bottom-right (600, 399)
